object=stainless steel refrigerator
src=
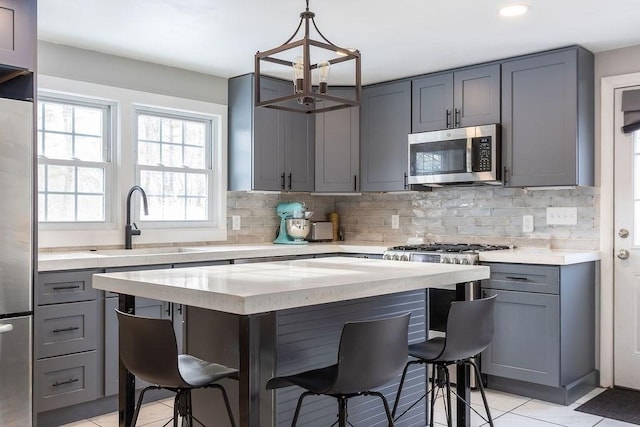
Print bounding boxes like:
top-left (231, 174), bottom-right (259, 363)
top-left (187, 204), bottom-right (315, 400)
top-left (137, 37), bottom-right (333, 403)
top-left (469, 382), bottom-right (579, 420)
top-left (0, 95), bottom-right (34, 425)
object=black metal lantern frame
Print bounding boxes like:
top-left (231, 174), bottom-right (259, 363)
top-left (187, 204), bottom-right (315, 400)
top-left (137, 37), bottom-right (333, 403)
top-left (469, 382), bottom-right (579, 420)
top-left (254, 0), bottom-right (361, 114)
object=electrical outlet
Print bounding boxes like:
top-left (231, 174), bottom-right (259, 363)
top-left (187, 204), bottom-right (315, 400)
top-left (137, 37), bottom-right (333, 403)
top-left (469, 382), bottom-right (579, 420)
top-left (391, 214), bottom-right (400, 229)
top-left (232, 215), bottom-right (241, 231)
top-left (523, 215), bottom-right (534, 233)
top-left (546, 207), bottom-right (577, 225)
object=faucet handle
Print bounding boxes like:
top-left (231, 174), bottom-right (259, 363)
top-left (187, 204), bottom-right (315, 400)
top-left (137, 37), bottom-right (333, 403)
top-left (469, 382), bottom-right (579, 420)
top-left (130, 223), bottom-right (141, 236)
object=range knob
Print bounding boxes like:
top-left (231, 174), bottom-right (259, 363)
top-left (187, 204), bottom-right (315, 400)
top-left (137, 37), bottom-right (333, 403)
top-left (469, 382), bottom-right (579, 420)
top-left (461, 258), bottom-right (470, 265)
top-left (383, 253), bottom-right (392, 260)
top-left (452, 258), bottom-right (460, 264)
top-left (393, 254), bottom-right (400, 261)
top-left (442, 257), bottom-right (451, 264)
top-left (401, 254), bottom-right (410, 261)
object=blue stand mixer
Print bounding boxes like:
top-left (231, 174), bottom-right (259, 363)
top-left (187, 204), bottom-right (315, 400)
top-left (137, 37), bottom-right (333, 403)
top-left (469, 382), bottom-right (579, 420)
top-left (274, 201), bottom-right (309, 245)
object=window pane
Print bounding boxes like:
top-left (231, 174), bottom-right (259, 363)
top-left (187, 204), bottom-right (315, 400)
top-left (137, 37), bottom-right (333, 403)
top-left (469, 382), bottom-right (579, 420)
top-left (47, 194), bottom-right (75, 222)
top-left (44, 133), bottom-right (73, 159)
top-left (75, 135), bottom-right (103, 161)
top-left (164, 172), bottom-right (185, 196)
top-left (138, 115), bottom-right (161, 141)
top-left (44, 103), bottom-right (73, 132)
top-left (184, 146), bottom-right (205, 169)
top-left (47, 165), bottom-right (75, 192)
top-left (162, 144), bottom-right (182, 167)
top-left (145, 196), bottom-right (164, 221)
top-left (186, 198), bottom-right (207, 220)
top-left (162, 196), bottom-right (185, 221)
top-left (162, 119), bottom-right (183, 143)
top-left (186, 174), bottom-right (207, 196)
top-left (138, 142), bottom-right (161, 165)
top-left (185, 122), bottom-right (205, 146)
top-left (77, 195), bottom-right (104, 221)
top-left (74, 107), bottom-right (103, 136)
top-left (140, 170), bottom-right (163, 195)
top-left (77, 167), bottom-right (104, 193)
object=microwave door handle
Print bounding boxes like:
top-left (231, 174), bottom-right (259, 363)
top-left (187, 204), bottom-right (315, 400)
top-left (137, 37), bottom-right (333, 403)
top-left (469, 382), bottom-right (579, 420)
top-left (466, 138), bottom-right (473, 172)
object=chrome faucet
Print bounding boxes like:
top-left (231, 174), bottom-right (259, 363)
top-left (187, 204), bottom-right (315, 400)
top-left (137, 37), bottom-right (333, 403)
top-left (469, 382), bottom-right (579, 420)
top-left (125, 185), bottom-right (149, 249)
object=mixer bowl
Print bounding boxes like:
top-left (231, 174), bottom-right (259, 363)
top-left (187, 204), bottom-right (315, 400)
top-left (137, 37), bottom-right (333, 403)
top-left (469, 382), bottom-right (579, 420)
top-left (285, 218), bottom-right (310, 241)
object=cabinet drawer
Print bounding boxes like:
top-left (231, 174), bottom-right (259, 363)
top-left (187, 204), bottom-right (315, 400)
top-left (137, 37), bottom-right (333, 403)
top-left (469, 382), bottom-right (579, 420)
top-left (37, 270), bottom-right (99, 305)
top-left (35, 301), bottom-right (98, 359)
top-left (482, 263), bottom-right (559, 294)
top-left (35, 351), bottom-right (99, 412)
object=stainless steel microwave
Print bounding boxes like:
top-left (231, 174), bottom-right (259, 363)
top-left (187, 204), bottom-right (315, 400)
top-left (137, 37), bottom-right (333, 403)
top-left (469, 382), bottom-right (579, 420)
top-left (407, 124), bottom-right (501, 186)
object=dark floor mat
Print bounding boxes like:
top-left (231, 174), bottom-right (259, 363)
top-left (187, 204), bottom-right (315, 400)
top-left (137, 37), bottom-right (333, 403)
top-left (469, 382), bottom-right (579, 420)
top-left (575, 388), bottom-right (640, 425)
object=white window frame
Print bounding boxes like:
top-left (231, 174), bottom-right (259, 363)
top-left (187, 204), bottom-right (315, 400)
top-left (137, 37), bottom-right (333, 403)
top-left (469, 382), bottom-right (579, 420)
top-left (132, 105), bottom-right (219, 228)
top-left (37, 92), bottom-right (116, 229)
top-left (37, 75), bottom-right (227, 249)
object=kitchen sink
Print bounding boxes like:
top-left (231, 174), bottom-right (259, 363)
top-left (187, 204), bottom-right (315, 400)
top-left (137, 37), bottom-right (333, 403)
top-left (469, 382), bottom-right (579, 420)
top-left (89, 247), bottom-right (208, 256)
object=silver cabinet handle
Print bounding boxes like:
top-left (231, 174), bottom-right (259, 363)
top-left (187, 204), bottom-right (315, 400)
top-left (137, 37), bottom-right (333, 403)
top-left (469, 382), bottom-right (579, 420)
top-left (619, 229), bottom-right (630, 238)
top-left (617, 249), bottom-right (630, 260)
top-left (0, 324), bottom-right (14, 334)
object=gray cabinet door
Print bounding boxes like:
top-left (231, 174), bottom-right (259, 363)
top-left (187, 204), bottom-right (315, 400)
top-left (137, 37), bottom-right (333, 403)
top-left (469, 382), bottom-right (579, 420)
top-left (481, 288), bottom-right (560, 387)
top-left (315, 88), bottom-right (359, 192)
top-left (360, 80), bottom-right (411, 192)
top-left (253, 78), bottom-right (287, 191)
top-left (285, 111), bottom-right (315, 191)
top-left (501, 49), bottom-right (593, 187)
top-left (0, 0), bottom-right (35, 70)
top-left (412, 73), bottom-right (453, 132)
top-left (454, 64), bottom-right (501, 128)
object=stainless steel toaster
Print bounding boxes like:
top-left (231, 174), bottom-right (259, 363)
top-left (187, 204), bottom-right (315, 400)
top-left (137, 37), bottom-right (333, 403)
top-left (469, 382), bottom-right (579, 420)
top-left (308, 221), bottom-right (333, 241)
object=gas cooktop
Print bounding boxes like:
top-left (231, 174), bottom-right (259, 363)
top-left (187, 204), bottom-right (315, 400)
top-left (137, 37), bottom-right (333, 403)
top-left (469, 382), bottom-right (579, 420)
top-left (383, 243), bottom-right (512, 264)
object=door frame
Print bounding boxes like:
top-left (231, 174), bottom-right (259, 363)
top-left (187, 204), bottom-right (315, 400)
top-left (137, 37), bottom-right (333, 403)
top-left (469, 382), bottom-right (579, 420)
top-left (600, 71), bottom-right (640, 387)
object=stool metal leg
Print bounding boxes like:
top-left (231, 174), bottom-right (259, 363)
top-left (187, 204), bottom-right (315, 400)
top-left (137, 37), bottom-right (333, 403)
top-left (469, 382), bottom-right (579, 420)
top-left (468, 359), bottom-right (494, 427)
top-left (291, 391), bottom-right (314, 427)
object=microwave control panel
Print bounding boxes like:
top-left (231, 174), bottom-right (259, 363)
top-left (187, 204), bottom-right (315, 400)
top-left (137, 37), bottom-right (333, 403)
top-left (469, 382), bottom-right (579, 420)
top-left (471, 136), bottom-right (492, 172)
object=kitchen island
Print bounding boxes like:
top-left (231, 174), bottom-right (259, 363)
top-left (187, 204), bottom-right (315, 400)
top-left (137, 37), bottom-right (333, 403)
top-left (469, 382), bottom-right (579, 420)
top-left (93, 256), bottom-right (490, 427)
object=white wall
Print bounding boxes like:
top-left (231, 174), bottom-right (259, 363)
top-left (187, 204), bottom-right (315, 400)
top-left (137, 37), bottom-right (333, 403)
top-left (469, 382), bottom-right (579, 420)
top-left (38, 41), bottom-right (228, 105)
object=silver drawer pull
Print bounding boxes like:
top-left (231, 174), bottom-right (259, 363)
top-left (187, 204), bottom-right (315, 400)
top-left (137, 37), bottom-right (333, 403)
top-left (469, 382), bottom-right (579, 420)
top-left (505, 276), bottom-right (529, 281)
top-left (52, 326), bottom-right (80, 333)
top-left (52, 285), bottom-right (81, 291)
top-left (0, 324), bottom-right (14, 334)
top-left (52, 378), bottom-right (79, 387)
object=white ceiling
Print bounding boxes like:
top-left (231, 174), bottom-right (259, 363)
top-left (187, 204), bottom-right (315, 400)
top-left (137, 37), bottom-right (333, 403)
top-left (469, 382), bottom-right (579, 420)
top-left (37, 0), bottom-right (640, 86)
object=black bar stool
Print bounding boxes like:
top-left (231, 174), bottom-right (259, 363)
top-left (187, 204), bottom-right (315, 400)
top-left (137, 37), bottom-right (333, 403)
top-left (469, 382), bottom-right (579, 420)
top-left (116, 309), bottom-right (238, 426)
top-left (267, 313), bottom-right (411, 427)
top-left (392, 295), bottom-right (497, 427)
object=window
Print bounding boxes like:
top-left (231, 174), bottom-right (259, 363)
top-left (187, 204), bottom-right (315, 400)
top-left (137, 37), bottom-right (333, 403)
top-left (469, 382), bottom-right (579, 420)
top-left (134, 107), bottom-right (217, 224)
top-left (37, 96), bottom-right (113, 223)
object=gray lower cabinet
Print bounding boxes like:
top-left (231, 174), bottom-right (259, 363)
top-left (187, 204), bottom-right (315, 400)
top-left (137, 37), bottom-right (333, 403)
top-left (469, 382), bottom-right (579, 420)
top-left (228, 73), bottom-right (314, 192)
top-left (501, 46), bottom-right (594, 187)
top-left (315, 88), bottom-right (360, 192)
top-left (35, 270), bottom-right (101, 413)
top-left (411, 64), bottom-right (500, 132)
top-left (481, 262), bottom-right (597, 404)
top-left (0, 0), bottom-right (36, 70)
top-left (360, 80), bottom-right (411, 191)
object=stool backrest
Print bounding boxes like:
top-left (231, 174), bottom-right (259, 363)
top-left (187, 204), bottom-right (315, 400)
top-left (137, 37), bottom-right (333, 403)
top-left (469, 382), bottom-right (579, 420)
top-left (116, 309), bottom-right (187, 387)
top-left (436, 295), bottom-right (496, 362)
top-left (329, 312), bottom-right (410, 395)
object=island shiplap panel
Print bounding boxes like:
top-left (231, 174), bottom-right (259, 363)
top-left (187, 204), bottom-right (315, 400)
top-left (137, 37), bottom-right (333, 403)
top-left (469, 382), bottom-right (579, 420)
top-left (274, 290), bottom-right (427, 427)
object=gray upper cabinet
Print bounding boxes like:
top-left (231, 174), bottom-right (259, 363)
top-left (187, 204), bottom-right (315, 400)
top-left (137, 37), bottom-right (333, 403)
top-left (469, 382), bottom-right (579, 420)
top-left (315, 88), bottom-right (359, 192)
top-left (412, 64), bottom-right (500, 132)
top-left (0, 0), bottom-right (36, 70)
top-left (229, 74), bottom-right (314, 192)
top-left (501, 47), bottom-right (594, 187)
top-left (360, 80), bottom-right (411, 192)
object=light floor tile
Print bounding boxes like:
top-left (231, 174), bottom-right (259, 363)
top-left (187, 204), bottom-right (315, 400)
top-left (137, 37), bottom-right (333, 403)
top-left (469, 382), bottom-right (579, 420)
top-left (58, 421), bottom-right (100, 427)
top-left (473, 388), bottom-right (532, 412)
top-left (573, 387), bottom-right (607, 406)
top-left (512, 398), bottom-right (604, 427)
top-left (88, 402), bottom-right (173, 427)
top-left (431, 394), bottom-right (506, 427)
top-left (489, 412), bottom-right (565, 426)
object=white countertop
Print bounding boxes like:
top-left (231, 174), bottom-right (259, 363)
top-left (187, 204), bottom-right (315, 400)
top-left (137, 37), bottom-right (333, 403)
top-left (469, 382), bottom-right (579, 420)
top-left (38, 242), bottom-right (601, 272)
top-left (92, 257), bottom-right (490, 315)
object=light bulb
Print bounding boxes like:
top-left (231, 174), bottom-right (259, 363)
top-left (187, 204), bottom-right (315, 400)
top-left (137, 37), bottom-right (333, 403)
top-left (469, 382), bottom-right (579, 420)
top-left (318, 60), bottom-right (330, 94)
top-left (498, 4), bottom-right (530, 17)
top-left (292, 56), bottom-right (304, 93)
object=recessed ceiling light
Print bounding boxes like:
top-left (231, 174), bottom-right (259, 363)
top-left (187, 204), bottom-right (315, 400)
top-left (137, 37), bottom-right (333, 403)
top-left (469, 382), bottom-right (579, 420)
top-left (499, 4), bottom-right (531, 17)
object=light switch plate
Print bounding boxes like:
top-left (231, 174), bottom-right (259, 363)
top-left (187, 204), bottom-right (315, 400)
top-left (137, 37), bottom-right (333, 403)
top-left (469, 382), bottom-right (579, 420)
top-left (232, 215), bottom-right (241, 231)
top-left (391, 215), bottom-right (400, 229)
top-left (546, 207), bottom-right (577, 225)
top-left (523, 215), bottom-right (534, 233)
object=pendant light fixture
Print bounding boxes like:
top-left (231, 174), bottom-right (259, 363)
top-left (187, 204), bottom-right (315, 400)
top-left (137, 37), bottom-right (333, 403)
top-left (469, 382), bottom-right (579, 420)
top-left (254, 0), bottom-right (361, 114)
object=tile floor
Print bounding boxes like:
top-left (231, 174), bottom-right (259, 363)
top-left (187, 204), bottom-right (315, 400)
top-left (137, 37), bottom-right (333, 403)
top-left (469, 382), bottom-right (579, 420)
top-left (59, 387), bottom-right (635, 427)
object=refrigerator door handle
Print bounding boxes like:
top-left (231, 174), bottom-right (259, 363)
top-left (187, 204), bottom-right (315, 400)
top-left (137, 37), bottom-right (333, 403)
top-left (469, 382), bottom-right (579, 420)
top-left (0, 324), bottom-right (14, 333)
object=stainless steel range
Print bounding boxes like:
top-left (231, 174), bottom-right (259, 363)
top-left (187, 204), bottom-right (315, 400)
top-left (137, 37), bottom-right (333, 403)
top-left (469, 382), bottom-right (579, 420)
top-left (383, 243), bottom-right (511, 265)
